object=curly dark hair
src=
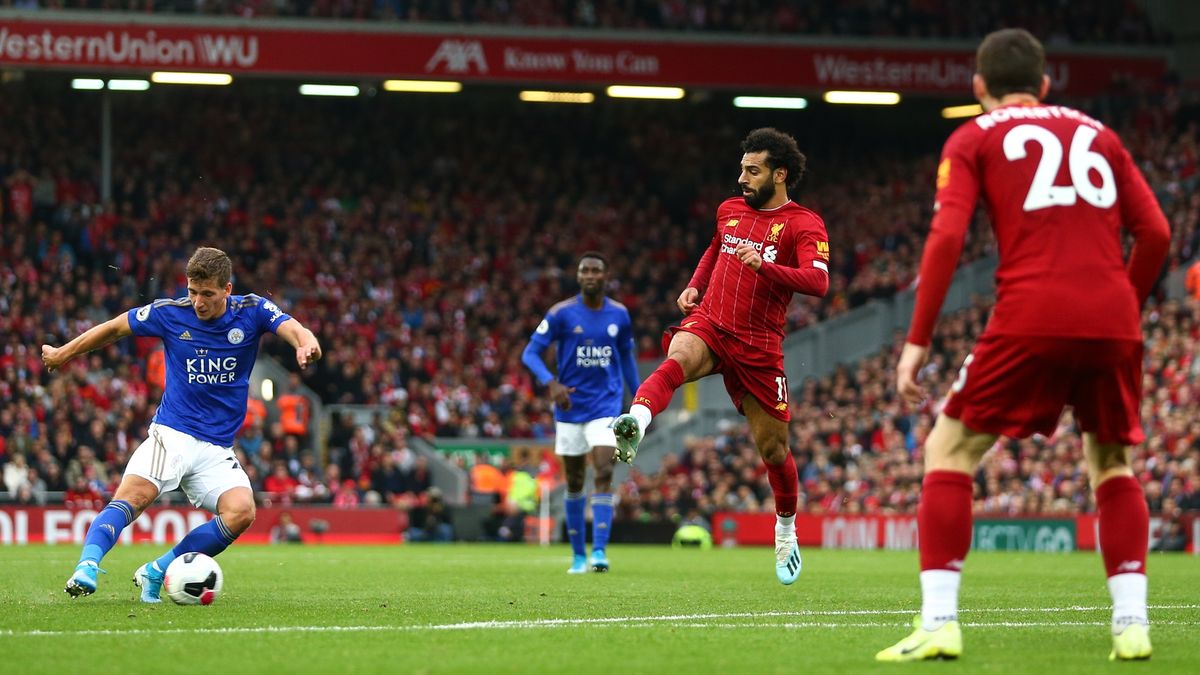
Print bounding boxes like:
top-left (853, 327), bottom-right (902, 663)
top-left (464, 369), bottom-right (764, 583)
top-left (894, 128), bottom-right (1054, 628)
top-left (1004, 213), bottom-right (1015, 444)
top-left (740, 128), bottom-right (807, 190)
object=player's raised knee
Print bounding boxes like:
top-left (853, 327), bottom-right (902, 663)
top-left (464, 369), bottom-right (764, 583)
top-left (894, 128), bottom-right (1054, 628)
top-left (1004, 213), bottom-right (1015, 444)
top-left (222, 499), bottom-right (256, 535)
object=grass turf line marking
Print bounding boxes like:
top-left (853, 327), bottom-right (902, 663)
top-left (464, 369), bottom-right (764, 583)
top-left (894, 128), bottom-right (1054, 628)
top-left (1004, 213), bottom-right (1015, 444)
top-left (4, 605), bottom-right (1198, 637)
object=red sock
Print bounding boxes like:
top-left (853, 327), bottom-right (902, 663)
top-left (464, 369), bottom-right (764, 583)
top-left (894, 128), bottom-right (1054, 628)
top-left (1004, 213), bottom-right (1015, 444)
top-left (1096, 475), bottom-right (1148, 577)
top-left (632, 359), bottom-right (685, 417)
top-left (919, 471), bottom-right (973, 572)
top-left (765, 452), bottom-right (799, 517)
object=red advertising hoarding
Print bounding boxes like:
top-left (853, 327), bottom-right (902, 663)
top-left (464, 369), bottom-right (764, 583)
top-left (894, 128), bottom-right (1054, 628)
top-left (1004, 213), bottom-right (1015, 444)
top-left (0, 506), bottom-right (405, 545)
top-left (0, 16), bottom-right (1167, 96)
top-left (713, 512), bottom-right (1196, 553)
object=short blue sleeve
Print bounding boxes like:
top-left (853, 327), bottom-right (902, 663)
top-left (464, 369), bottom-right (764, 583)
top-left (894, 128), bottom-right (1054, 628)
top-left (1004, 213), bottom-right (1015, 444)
top-left (250, 295), bottom-right (292, 335)
top-left (127, 302), bottom-right (168, 338)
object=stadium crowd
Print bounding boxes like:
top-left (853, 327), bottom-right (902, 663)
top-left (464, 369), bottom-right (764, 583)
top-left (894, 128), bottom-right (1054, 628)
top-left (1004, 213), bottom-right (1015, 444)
top-left (1, 81), bottom-right (1196, 526)
top-left (11, 0), bottom-right (1169, 45)
top-left (615, 298), bottom-right (1200, 529)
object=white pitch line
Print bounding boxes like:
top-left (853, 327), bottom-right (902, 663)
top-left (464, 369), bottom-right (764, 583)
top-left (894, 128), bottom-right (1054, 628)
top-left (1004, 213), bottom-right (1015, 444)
top-left (3, 605), bottom-right (1198, 638)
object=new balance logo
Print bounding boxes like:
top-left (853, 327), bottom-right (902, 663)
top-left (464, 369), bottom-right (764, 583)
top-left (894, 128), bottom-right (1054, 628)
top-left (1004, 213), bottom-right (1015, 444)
top-left (946, 559), bottom-right (965, 570)
top-left (179, 330), bottom-right (193, 340)
top-left (725, 218), bottom-right (739, 228)
top-left (1116, 561), bottom-right (1143, 573)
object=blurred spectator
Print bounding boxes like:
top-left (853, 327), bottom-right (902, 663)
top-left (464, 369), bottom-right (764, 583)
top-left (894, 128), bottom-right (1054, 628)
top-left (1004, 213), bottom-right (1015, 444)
top-left (269, 512), bottom-right (304, 544)
top-left (263, 461), bottom-right (299, 503)
top-left (1186, 259), bottom-right (1200, 301)
top-left (3, 453), bottom-right (31, 495)
top-left (277, 374), bottom-right (311, 440)
top-left (64, 476), bottom-right (104, 510)
top-left (406, 487), bottom-right (454, 542)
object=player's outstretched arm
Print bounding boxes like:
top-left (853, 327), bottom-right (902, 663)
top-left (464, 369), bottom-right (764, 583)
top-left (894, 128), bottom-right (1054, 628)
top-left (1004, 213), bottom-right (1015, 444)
top-left (276, 318), bottom-right (323, 370)
top-left (42, 313), bottom-right (133, 372)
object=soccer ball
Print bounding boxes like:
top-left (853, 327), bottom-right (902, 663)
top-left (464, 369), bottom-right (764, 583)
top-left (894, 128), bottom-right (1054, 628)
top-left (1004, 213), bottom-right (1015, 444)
top-left (164, 552), bottom-right (223, 605)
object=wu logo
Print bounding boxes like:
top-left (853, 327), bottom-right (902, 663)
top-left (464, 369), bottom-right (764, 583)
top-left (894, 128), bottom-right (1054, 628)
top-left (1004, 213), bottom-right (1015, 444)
top-left (426, 39), bottom-right (489, 74)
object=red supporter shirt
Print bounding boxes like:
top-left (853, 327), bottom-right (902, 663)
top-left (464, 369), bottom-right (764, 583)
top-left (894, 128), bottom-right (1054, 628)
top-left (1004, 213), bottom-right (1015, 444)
top-left (689, 197), bottom-right (831, 353)
top-left (908, 103), bottom-right (1170, 346)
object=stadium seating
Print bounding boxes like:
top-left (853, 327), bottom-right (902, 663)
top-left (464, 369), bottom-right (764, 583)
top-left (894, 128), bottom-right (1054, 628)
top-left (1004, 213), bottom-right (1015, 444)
top-left (23, 1), bottom-right (1169, 44)
top-left (616, 298), bottom-right (1200, 523)
top-left (1, 79), bottom-right (1195, 518)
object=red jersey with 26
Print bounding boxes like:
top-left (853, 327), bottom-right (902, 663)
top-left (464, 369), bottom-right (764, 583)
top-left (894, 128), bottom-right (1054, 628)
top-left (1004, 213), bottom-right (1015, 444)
top-left (908, 103), bottom-right (1170, 346)
top-left (689, 197), bottom-right (831, 354)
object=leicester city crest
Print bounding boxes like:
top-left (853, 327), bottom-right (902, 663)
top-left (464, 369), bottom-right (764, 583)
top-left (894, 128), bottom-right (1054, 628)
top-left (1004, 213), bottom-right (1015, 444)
top-left (227, 328), bottom-right (245, 344)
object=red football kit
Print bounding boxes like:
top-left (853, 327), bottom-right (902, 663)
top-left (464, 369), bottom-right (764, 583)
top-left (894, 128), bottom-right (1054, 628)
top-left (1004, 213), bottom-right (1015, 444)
top-left (909, 103), bottom-right (1170, 443)
top-left (667, 197), bottom-right (830, 421)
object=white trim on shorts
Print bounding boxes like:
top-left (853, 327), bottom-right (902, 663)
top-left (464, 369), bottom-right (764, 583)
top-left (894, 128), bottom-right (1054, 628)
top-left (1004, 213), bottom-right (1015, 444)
top-left (554, 417), bottom-right (618, 457)
top-left (124, 423), bottom-right (252, 512)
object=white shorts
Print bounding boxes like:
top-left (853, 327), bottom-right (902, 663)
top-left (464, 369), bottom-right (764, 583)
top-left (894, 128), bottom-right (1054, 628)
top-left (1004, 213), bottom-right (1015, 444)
top-left (554, 418), bottom-right (618, 457)
top-left (125, 423), bottom-right (252, 512)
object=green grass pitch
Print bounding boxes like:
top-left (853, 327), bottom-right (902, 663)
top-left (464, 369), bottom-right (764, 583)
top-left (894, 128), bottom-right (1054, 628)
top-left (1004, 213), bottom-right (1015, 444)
top-left (2, 544), bottom-right (1197, 674)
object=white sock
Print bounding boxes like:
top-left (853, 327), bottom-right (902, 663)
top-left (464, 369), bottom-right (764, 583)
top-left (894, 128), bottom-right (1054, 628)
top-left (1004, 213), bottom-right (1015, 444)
top-left (630, 403), bottom-right (652, 431)
top-left (1108, 573), bottom-right (1148, 634)
top-left (775, 514), bottom-right (796, 535)
top-left (920, 570), bottom-right (961, 631)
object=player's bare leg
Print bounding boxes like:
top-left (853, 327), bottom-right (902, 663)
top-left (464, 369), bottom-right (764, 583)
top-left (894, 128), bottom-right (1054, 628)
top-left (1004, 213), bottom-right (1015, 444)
top-left (589, 446), bottom-right (616, 571)
top-left (743, 397), bottom-right (804, 584)
top-left (1084, 433), bottom-right (1151, 660)
top-left (65, 475), bottom-right (158, 598)
top-left (877, 415), bottom-right (995, 661)
top-left (614, 331), bottom-right (716, 463)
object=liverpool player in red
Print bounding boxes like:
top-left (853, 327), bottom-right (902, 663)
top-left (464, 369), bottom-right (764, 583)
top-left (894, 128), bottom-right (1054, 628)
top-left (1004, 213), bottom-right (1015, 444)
top-left (612, 128), bottom-right (830, 585)
top-left (876, 29), bottom-right (1170, 663)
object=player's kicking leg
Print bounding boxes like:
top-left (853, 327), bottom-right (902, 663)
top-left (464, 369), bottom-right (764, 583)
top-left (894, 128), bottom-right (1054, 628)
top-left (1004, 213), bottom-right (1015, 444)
top-left (135, 486), bottom-right (254, 602)
top-left (611, 414), bottom-right (644, 464)
top-left (614, 331), bottom-right (716, 464)
top-left (65, 476), bottom-right (157, 597)
top-left (877, 416), bottom-right (993, 661)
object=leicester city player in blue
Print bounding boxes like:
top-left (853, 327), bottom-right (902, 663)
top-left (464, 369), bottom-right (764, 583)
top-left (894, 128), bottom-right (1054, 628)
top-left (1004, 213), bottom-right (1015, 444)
top-left (522, 252), bottom-right (639, 574)
top-left (44, 247), bottom-right (322, 601)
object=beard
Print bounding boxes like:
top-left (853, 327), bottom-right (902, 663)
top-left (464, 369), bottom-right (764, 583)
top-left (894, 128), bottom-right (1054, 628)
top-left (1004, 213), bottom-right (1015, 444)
top-left (742, 181), bottom-right (776, 209)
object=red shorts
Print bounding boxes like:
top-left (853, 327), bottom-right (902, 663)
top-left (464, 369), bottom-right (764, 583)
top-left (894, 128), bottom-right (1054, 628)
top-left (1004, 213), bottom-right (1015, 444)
top-left (941, 333), bottom-right (1144, 445)
top-left (663, 314), bottom-right (790, 422)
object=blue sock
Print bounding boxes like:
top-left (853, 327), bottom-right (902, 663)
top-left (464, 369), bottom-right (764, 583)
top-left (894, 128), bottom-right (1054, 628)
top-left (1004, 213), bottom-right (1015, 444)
top-left (565, 492), bottom-right (586, 557)
top-left (154, 516), bottom-right (238, 572)
top-left (591, 493), bottom-right (614, 552)
top-left (79, 500), bottom-right (135, 565)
